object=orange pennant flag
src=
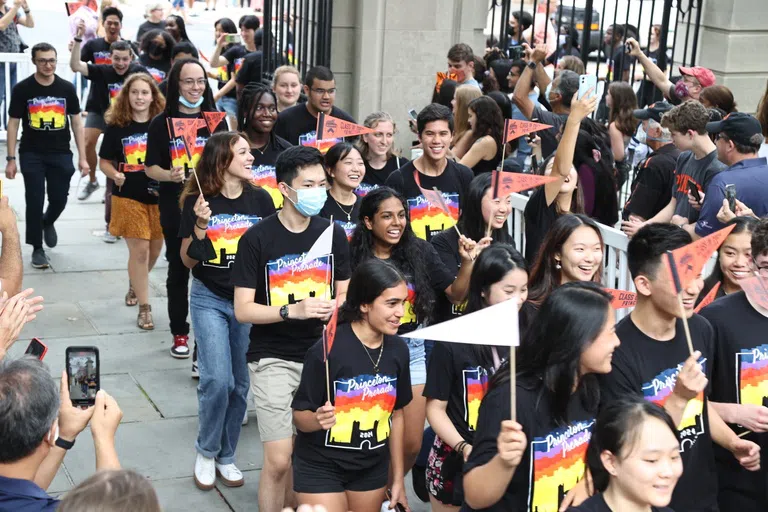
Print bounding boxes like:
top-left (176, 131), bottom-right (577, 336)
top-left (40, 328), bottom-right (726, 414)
top-left (317, 112), bottom-right (373, 141)
top-left (119, 163), bottom-right (145, 173)
top-left (202, 111), bottom-right (226, 133)
top-left (491, 170), bottom-right (558, 199)
top-left (170, 118), bottom-right (201, 161)
top-left (605, 288), bottom-right (637, 309)
top-left (413, 171), bottom-right (451, 216)
top-left (665, 225), bottom-right (735, 293)
top-left (740, 275), bottom-right (768, 311)
top-left (504, 119), bottom-right (553, 143)
top-left (323, 298), bottom-right (340, 362)
top-left (694, 282), bottom-right (721, 313)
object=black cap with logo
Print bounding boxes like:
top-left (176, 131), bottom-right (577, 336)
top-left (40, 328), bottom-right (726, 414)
top-left (706, 112), bottom-right (765, 147)
top-left (633, 101), bottom-right (674, 123)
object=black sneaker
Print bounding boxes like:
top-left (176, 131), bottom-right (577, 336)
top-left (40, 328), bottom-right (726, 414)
top-left (43, 224), bottom-right (57, 248)
top-left (31, 248), bottom-right (49, 269)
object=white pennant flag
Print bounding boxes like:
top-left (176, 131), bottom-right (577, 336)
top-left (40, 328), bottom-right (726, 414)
top-left (303, 218), bottom-right (334, 264)
top-left (400, 298), bottom-right (520, 347)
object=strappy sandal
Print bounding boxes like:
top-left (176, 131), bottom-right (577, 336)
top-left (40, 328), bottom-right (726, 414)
top-left (137, 304), bottom-right (154, 330)
top-left (125, 285), bottom-right (138, 306)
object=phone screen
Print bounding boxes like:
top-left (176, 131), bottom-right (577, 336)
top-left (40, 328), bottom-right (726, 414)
top-left (687, 182), bottom-right (701, 202)
top-left (408, 109), bottom-right (418, 120)
top-left (25, 338), bottom-right (47, 360)
top-left (509, 45), bottom-right (524, 60)
top-left (725, 184), bottom-right (737, 212)
top-left (66, 347), bottom-right (99, 406)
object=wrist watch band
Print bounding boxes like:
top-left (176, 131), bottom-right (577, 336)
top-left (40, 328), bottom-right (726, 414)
top-left (5, 156), bottom-right (15, 161)
top-left (55, 437), bottom-right (75, 450)
top-left (279, 304), bottom-right (289, 321)
top-left (527, 61), bottom-right (537, 70)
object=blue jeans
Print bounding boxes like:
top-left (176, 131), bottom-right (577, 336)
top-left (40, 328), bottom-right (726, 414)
top-left (0, 62), bottom-right (16, 126)
top-left (191, 278), bottom-right (250, 464)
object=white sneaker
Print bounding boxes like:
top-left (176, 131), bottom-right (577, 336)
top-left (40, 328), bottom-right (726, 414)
top-left (215, 462), bottom-right (244, 487)
top-left (242, 409), bottom-right (248, 426)
top-left (194, 453), bottom-right (215, 490)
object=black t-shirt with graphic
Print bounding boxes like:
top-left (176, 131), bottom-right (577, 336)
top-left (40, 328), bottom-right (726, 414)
top-left (699, 292), bottom-right (768, 500)
top-left (523, 186), bottom-right (559, 264)
top-left (179, 186), bottom-right (276, 301)
top-left (423, 342), bottom-right (506, 442)
top-left (319, 194), bottom-right (361, 241)
top-left (567, 493), bottom-right (673, 512)
top-left (234, 50), bottom-right (263, 88)
top-left (219, 45), bottom-right (248, 97)
top-left (81, 37), bottom-right (112, 65)
top-left (229, 214), bottom-right (352, 363)
top-left (357, 156), bottom-right (409, 197)
top-left (598, 314), bottom-right (718, 512)
top-left (84, 63), bottom-right (146, 115)
top-left (273, 103), bottom-right (356, 152)
top-left (145, 111), bottom-right (226, 201)
top-left (431, 228), bottom-right (468, 322)
top-left (671, 150), bottom-right (726, 222)
top-left (249, 136), bottom-right (294, 210)
top-left (98, 120), bottom-right (156, 204)
top-left (139, 53), bottom-right (171, 84)
top-left (292, 322), bottom-right (412, 472)
top-left (9, 74), bottom-right (80, 154)
top-left (462, 379), bottom-right (596, 512)
top-left (385, 160), bottom-right (473, 242)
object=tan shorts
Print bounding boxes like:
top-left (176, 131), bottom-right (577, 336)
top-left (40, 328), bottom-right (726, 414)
top-left (109, 196), bottom-right (163, 240)
top-left (248, 358), bottom-right (303, 442)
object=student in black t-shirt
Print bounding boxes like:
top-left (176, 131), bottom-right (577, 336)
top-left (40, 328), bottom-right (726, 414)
top-left (72, 22), bottom-right (145, 203)
top-left (6, 43), bottom-right (88, 269)
top-left (145, 58), bottom-right (223, 361)
top-left (320, 142), bottom-right (364, 241)
top-left (463, 282), bottom-right (619, 512)
top-left (80, 6), bottom-right (125, 68)
top-left (138, 29), bottom-right (174, 85)
top-left (292, 259), bottom-right (412, 512)
top-left (523, 93), bottom-right (595, 263)
top-left (98, 73), bottom-right (166, 328)
top-left (238, 83), bottom-right (293, 210)
top-left (527, 214), bottom-right (604, 307)
top-left (157, 42), bottom-right (198, 97)
top-left (568, 398), bottom-right (682, 512)
top-left (211, 18), bottom-right (238, 98)
top-left (178, 132), bottom-right (275, 491)
top-left (424, 244), bottom-right (527, 508)
top-left (598, 224), bottom-right (761, 512)
top-left (273, 65), bottom-right (356, 151)
top-left (356, 111), bottom-right (408, 197)
top-left (230, 146), bottom-right (351, 512)
top-left (432, 172), bottom-right (514, 323)
top-left (700, 218), bottom-right (768, 512)
top-left (385, 104), bottom-right (474, 242)
top-left (349, 186), bottom-right (477, 479)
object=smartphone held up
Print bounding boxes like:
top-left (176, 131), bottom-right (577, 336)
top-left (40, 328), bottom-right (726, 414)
top-left (24, 337), bottom-right (48, 360)
top-left (66, 346), bottom-right (100, 407)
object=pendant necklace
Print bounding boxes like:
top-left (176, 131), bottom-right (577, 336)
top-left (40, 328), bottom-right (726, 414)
top-left (360, 339), bottom-right (384, 374)
top-left (332, 194), bottom-right (354, 221)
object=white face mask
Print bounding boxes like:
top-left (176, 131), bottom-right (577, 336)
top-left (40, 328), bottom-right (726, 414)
top-left (559, 34), bottom-right (568, 46)
top-left (635, 124), bottom-right (647, 144)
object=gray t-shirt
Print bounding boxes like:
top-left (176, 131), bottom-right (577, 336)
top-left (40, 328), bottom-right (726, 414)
top-left (672, 149), bottom-right (726, 221)
top-left (531, 105), bottom-right (568, 159)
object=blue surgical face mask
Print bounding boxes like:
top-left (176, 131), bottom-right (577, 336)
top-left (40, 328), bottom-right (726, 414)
top-left (179, 96), bottom-right (204, 108)
top-left (286, 185), bottom-right (326, 217)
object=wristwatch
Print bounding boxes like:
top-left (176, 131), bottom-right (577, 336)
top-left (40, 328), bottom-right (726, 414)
top-left (55, 437), bottom-right (75, 450)
top-left (527, 61), bottom-right (537, 70)
top-left (279, 304), bottom-right (290, 321)
top-left (5, 156), bottom-right (14, 162)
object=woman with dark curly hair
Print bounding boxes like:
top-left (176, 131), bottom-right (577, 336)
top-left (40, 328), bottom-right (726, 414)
top-left (457, 96), bottom-right (505, 175)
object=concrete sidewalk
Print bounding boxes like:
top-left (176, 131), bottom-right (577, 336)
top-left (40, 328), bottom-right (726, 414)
top-left (2, 148), bottom-right (429, 511)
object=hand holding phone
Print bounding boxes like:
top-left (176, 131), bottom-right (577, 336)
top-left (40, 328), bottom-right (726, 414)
top-left (66, 346), bottom-right (100, 407)
top-left (725, 184), bottom-right (737, 212)
top-left (578, 74), bottom-right (597, 100)
top-left (687, 181), bottom-right (701, 203)
top-left (408, 108), bottom-right (418, 120)
top-left (224, 34), bottom-right (241, 44)
top-left (25, 338), bottom-right (47, 360)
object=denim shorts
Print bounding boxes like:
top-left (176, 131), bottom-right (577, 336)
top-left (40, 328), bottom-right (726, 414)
top-left (85, 112), bottom-right (106, 131)
top-left (216, 96), bottom-right (237, 118)
top-left (405, 336), bottom-right (426, 386)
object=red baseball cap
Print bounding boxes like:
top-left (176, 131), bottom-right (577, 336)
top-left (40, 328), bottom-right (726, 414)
top-left (678, 66), bottom-right (716, 88)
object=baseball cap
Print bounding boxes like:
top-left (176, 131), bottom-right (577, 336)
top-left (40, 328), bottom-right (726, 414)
top-left (706, 112), bottom-right (764, 146)
top-left (633, 101), bottom-right (673, 123)
top-left (678, 66), bottom-right (716, 88)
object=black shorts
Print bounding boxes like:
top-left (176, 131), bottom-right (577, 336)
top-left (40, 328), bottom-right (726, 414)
top-left (293, 454), bottom-right (388, 493)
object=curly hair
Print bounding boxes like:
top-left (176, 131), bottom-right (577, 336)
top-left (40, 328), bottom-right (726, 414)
top-left (660, 99), bottom-right (710, 135)
top-left (103, 73), bottom-right (165, 128)
top-left (608, 82), bottom-right (638, 137)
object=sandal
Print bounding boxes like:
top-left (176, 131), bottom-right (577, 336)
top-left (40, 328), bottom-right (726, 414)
top-left (137, 304), bottom-right (154, 330)
top-left (125, 285), bottom-right (138, 307)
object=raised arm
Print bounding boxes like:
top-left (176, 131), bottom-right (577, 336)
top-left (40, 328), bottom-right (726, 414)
top-left (209, 34), bottom-right (230, 68)
top-left (69, 21), bottom-right (89, 76)
top-left (0, 1), bottom-right (20, 31)
top-left (16, 0), bottom-right (32, 28)
top-left (0, 197), bottom-right (22, 297)
top-left (512, 48), bottom-right (536, 120)
top-left (626, 38), bottom-right (673, 99)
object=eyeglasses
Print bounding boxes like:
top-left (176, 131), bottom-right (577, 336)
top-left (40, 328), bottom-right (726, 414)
top-left (181, 79), bottom-right (207, 87)
top-left (35, 58), bottom-right (57, 66)
top-left (255, 105), bottom-right (278, 114)
top-left (310, 87), bottom-right (336, 97)
top-left (716, 133), bottom-right (729, 142)
top-left (752, 260), bottom-right (768, 277)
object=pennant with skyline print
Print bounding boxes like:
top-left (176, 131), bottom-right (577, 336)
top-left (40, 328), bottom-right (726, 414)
top-left (202, 111), bottom-right (226, 133)
top-left (316, 112), bottom-right (374, 141)
top-left (665, 225), bottom-right (735, 292)
top-left (503, 119), bottom-right (553, 143)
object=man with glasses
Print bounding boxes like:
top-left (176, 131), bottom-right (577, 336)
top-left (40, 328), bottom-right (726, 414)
top-left (273, 65), bottom-right (355, 153)
top-left (4, 43), bottom-right (88, 269)
top-left (690, 113), bottom-right (768, 240)
top-left (700, 217), bottom-right (768, 512)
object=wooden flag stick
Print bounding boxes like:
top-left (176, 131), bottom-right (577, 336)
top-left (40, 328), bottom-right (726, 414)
top-left (190, 168), bottom-right (204, 197)
top-left (323, 326), bottom-right (332, 404)
top-left (666, 252), bottom-right (695, 356)
top-left (509, 347), bottom-right (516, 422)
top-left (324, 216), bottom-right (333, 301)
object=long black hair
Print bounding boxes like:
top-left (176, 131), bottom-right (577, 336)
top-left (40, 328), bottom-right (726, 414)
top-left (238, 83), bottom-right (283, 149)
top-left (164, 58), bottom-right (216, 117)
top-left (350, 187), bottom-right (435, 324)
top-left (467, 96), bottom-right (504, 152)
top-left (701, 216), bottom-right (758, 300)
top-left (214, 17), bottom-right (237, 50)
top-left (457, 173), bottom-right (514, 245)
top-left (587, 397), bottom-right (680, 493)
top-left (166, 14), bottom-right (191, 43)
top-left (432, 79), bottom-right (458, 109)
top-left (573, 118), bottom-right (619, 226)
top-left (340, 259), bottom-right (406, 323)
top-left (324, 142), bottom-right (359, 185)
top-left (491, 281), bottom-right (612, 425)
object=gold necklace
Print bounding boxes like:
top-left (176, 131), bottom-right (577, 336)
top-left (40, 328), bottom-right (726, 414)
top-left (360, 339), bottom-right (384, 374)
top-left (331, 192), bottom-right (355, 221)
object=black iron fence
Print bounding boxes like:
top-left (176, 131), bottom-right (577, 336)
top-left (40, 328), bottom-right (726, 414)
top-left (261, 0), bottom-right (333, 81)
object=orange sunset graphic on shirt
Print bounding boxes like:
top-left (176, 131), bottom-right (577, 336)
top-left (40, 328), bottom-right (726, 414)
top-left (121, 133), bottom-right (147, 166)
top-left (170, 136), bottom-right (206, 169)
top-left (28, 96), bottom-right (66, 130)
top-left (463, 367), bottom-right (489, 431)
top-left (108, 83), bottom-right (123, 105)
top-left (400, 282), bottom-right (417, 326)
top-left (205, 213), bottom-right (261, 268)
top-left (251, 164), bottom-right (283, 208)
top-left (145, 67), bottom-right (166, 83)
top-left (529, 420), bottom-right (593, 512)
top-left (737, 344), bottom-right (768, 409)
top-left (643, 359), bottom-right (707, 452)
top-left (408, 192), bottom-right (460, 241)
top-left (234, 57), bottom-right (244, 76)
top-left (299, 130), bottom-right (341, 155)
top-left (327, 373), bottom-right (398, 449)
top-left (93, 51), bottom-right (111, 65)
top-left (265, 253), bottom-right (333, 307)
